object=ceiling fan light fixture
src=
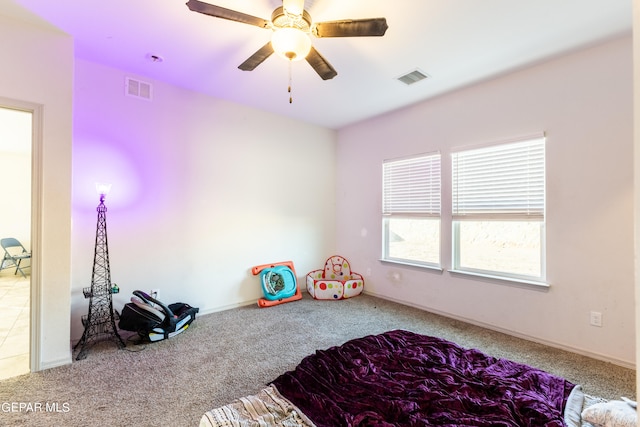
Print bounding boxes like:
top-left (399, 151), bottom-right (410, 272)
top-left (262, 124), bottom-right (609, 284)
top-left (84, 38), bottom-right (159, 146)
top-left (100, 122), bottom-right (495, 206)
top-left (271, 27), bottom-right (311, 61)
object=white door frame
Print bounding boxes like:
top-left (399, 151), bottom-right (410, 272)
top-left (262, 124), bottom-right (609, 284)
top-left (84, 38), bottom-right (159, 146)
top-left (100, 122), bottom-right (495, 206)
top-left (0, 97), bottom-right (42, 373)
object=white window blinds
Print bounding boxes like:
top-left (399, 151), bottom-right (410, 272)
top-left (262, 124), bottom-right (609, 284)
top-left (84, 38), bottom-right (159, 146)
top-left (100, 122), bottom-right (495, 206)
top-left (383, 153), bottom-right (441, 216)
top-left (452, 136), bottom-right (545, 220)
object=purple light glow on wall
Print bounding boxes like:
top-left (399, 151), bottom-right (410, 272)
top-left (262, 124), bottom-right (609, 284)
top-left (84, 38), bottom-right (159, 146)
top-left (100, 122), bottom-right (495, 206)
top-left (72, 137), bottom-right (142, 209)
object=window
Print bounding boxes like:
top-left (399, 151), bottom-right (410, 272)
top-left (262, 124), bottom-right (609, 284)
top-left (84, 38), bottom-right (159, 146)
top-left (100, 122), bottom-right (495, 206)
top-left (451, 136), bottom-right (545, 282)
top-left (382, 153), bottom-right (441, 267)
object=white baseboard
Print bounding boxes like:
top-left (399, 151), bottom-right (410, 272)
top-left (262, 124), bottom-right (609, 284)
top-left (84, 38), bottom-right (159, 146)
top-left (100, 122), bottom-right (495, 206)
top-left (38, 354), bottom-right (73, 372)
top-left (198, 299), bottom-right (256, 316)
top-left (363, 290), bottom-right (636, 370)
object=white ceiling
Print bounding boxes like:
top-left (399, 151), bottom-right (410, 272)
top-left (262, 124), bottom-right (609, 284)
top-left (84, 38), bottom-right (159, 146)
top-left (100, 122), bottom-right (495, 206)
top-left (4, 0), bottom-right (633, 130)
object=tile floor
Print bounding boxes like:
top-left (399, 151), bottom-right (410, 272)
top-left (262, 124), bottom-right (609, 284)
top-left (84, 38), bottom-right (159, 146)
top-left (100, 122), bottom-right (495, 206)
top-left (0, 272), bottom-right (29, 380)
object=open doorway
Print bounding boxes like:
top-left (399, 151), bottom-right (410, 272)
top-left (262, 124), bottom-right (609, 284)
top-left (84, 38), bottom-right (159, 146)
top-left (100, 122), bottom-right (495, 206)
top-left (0, 106), bottom-right (31, 379)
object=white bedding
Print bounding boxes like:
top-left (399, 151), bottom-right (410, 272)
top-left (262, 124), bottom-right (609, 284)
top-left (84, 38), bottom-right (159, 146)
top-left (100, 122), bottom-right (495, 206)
top-left (200, 386), bottom-right (315, 427)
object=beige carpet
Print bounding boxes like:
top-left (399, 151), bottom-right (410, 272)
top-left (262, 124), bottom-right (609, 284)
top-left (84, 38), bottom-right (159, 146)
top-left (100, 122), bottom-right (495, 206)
top-left (0, 293), bottom-right (635, 426)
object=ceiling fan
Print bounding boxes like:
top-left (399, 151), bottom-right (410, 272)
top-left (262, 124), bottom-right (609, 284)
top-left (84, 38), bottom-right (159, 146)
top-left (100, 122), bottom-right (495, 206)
top-left (185, 0), bottom-right (388, 81)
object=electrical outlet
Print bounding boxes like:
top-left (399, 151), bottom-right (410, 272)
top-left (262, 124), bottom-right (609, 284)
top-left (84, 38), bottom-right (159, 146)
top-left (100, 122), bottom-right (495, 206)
top-left (151, 289), bottom-right (159, 300)
top-left (590, 311), bottom-right (602, 327)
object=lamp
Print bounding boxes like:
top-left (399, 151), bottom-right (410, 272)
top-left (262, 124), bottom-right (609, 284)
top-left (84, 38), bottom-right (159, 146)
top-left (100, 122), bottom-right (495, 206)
top-left (271, 27), bottom-right (311, 61)
top-left (74, 181), bottom-right (125, 360)
top-left (95, 182), bottom-right (112, 202)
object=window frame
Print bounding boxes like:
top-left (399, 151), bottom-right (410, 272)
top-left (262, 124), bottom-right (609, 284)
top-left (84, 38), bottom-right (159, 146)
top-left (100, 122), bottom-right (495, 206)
top-left (381, 152), bottom-right (442, 269)
top-left (450, 135), bottom-right (546, 284)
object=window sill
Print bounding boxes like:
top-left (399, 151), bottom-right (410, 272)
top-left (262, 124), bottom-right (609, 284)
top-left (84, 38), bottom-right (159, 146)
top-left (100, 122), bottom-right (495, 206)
top-left (448, 269), bottom-right (549, 289)
top-left (380, 259), bottom-right (443, 272)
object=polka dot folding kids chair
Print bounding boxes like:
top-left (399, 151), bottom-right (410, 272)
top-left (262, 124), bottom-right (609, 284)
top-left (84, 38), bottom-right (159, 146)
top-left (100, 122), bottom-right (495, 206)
top-left (306, 255), bottom-right (364, 300)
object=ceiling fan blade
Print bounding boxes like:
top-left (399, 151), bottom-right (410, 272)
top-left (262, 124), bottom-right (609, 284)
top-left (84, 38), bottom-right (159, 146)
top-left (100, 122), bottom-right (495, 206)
top-left (238, 42), bottom-right (275, 71)
top-left (313, 18), bottom-right (388, 38)
top-left (305, 46), bottom-right (337, 80)
top-left (186, 0), bottom-right (270, 28)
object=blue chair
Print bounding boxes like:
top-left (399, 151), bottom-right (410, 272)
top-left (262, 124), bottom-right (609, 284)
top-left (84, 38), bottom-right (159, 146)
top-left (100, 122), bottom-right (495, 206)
top-left (1, 238), bottom-right (31, 278)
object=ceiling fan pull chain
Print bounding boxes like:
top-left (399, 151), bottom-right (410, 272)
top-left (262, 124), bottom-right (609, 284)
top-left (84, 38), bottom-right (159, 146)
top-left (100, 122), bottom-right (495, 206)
top-left (288, 60), bottom-right (293, 104)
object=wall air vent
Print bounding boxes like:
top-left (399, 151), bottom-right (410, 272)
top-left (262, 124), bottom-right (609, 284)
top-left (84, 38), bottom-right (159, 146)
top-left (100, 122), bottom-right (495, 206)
top-left (125, 77), bottom-right (152, 100)
top-left (396, 69), bottom-right (430, 86)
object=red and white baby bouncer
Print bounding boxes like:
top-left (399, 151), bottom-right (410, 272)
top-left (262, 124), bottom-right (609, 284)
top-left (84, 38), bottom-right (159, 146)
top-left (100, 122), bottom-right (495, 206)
top-left (306, 255), bottom-right (364, 300)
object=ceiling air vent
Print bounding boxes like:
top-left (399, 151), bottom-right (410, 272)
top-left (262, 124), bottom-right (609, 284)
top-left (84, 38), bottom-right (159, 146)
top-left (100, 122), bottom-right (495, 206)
top-left (125, 77), bottom-right (152, 100)
top-left (396, 69), bottom-right (430, 86)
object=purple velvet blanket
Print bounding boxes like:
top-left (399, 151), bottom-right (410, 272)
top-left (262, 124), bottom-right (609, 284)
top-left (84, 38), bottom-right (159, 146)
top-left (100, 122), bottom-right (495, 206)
top-left (271, 330), bottom-right (575, 426)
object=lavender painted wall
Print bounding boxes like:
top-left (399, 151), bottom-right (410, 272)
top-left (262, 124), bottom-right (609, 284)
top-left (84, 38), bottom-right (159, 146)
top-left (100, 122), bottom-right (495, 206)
top-left (71, 59), bottom-right (337, 340)
top-left (336, 36), bottom-right (635, 367)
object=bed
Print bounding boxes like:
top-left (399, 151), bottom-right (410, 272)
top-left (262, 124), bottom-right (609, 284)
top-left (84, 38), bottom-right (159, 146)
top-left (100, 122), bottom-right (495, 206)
top-left (200, 330), bottom-right (632, 427)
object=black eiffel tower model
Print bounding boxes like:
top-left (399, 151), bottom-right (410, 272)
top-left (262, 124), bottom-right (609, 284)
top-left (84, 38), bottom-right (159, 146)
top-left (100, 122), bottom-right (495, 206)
top-left (74, 190), bottom-right (125, 360)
